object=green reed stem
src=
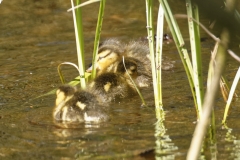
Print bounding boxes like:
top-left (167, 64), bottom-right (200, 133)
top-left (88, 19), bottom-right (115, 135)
top-left (91, 0), bottom-right (106, 79)
top-left (186, 0), bottom-right (204, 117)
top-left (155, 3), bottom-right (164, 111)
top-left (222, 66), bottom-right (240, 124)
top-left (146, 0), bottom-right (164, 119)
top-left (160, 0), bottom-right (201, 119)
top-left (71, 0), bottom-right (86, 89)
top-left (209, 111), bottom-right (217, 159)
top-left (206, 42), bottom-right (217, 159)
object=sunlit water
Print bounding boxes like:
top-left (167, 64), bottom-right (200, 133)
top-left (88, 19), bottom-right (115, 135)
top-left (0, 0), bottom-right (240, 159)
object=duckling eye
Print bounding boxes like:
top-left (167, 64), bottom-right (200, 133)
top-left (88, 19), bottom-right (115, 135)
top-left (132, 68), bottom-right (136, 72)
top-left (130, 66), bottom-right (137, 72)
top-left (98, 56), bottom-right (104, 61)
top-left (97, 51), bottom-right (111, 61)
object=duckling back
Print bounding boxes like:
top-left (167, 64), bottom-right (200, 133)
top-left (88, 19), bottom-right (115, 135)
top-left (124, 41), bottom-right (151, 72)
top-left (88, 72), bottom-right (135, 103)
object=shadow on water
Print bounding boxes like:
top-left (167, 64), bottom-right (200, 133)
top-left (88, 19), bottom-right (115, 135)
top-left (0, 0), bottom-right (240, 159)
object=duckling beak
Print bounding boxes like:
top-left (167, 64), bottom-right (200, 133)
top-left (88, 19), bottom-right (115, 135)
top-left (86, 65), bottom-right (100, 73)
top-left (86, 66), bottom-right (92, 73)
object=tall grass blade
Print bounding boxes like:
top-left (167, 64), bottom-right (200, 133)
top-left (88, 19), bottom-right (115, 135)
top-left (57, 62), bottom-right (82, 84)
top-left (220, 76), bottom-right (231, 101)
top-left (91, 0), bottom-right (106, 79)
top-left (160, 0), bottom-right (201, 118)
top-left (146, 0), bottom-right (164, 119)
top-left (209, 111), bottom-right (217, 159)
top-left (70, 0), bottom-right (86, 89)
top-left (222, 66), bottom-right (240, 124)
top-left (155, 3), bottom-right (164, 112)
top-left (186, 0), bottom-right (204, 116)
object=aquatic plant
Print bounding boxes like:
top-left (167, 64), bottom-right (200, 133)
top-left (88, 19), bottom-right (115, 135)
top-left (90, 0), bottom-right (106, 80)
top-left (70, 0), bottom-right (86, 89)
top-left (145, 0), bottom-right (164, 119)
top-left (60, 0), bottom-right (105, 88)
top-left (146, 0), bottom-right (240, 159)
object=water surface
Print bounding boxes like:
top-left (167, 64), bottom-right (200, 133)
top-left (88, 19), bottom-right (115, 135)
top-left (0, 0), bottom-right (240, 159)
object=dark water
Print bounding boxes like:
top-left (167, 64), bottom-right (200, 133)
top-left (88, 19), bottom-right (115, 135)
top-left (0, 0), bottom-right (240, 159)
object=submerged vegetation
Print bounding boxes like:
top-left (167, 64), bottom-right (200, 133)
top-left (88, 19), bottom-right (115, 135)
top-left (54, 0), bottom-right (240, 159)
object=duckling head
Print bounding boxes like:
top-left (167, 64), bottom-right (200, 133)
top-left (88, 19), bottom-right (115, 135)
top-left (95, 48), bottom-right (121, 73)
top-left (115, 57), bottom-right (152, 88)
top-left (115, 57), bottom-right (138, 78)
top-left (55, 85), bottom-right (77, 107)
top-left (86, 39), bottom-right (124, 74)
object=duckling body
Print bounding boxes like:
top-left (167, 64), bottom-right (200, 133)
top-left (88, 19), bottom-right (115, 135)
top-left (53, 85), bottom-right (109, 123)
top-left (88, 72), bottom-right (136, 103)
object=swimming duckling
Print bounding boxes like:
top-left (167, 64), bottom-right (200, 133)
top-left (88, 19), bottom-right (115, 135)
top-left (86, 39), bottom-right (153, 86)
top-left (88, 72), bottom-right (136, 103)
top-left (53, 85), bottom-right (109, 123)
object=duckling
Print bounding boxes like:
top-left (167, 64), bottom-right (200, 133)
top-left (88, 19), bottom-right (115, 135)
top-left (86, 39), bottom-right (153, 86)
top-left (53, 85), bottom-right (109, 123)
top-left (86, 38), bottom-right (125, 75)
top-left (88, 72), bottom-right (136, 103)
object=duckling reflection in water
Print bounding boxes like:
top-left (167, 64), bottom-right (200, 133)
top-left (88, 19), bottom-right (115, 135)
top-left (53, 85), bottom-right (109, 123)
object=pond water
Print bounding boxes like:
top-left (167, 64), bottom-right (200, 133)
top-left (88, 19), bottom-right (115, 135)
top-left (0, 0), bottom-right (240, 159)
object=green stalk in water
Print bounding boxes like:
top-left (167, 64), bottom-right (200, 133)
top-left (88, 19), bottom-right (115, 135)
top-left (91, 0), bottom-right (106, 80)
top-left (155, 3), bottom-right (164, 112)
top-left (186, 0), bottom-right (204, 117)
top-left (71, 0), bottom-right (86, 89)
top-left (222, 66), bottom-right (240, 124)
top-left (159, 0), bottom-right (202, 119)
top-left (145, 0), bottom-right (163, 119)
